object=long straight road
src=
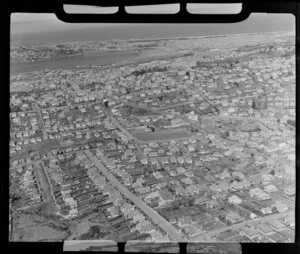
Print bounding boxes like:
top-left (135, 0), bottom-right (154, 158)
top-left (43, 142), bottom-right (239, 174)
top-left (84, 150), bottom-right (185, 242)
top-left (268, 192), bottom-right (295, 205)
top-left (100, 105), bottom-right (139, 142)
top-left (189, 211), bottom-right (293, 242)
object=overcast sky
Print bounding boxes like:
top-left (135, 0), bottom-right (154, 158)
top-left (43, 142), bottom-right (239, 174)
top-left (11, 4), bottom-right (243, 23)
top-left (10, 3), bottom-right (294, 45)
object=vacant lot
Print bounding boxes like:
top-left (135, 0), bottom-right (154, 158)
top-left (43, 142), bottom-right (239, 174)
top-left (11, 210), bottom-right (69, 242)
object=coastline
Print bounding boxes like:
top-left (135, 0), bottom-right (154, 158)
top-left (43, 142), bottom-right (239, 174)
top-left (10, 30), bottom-right (294, 74)
top-left (11, 30), bottom-right (294, 48)
top-left (10, 53), bottom-right (83, 64)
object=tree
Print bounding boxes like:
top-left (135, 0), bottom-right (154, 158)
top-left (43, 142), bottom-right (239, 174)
top-left (220, 131), bottom-right (230, 139)
top-left (190, 127), bottom-right (199, 133)
top-left (234, 82), bottom-right (239, 88)
top-left (10, 193), bottom-right (21, 204)
top-left (287, 119), bottom-right (295, 128)
top-left (251, 100), bottom-right (256, 109)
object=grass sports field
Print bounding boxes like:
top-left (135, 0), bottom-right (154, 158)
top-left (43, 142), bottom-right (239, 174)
top-left (130, 127), bottom-right (195, 142)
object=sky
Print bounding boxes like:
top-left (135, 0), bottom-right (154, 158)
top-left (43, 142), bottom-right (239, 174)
top-left (11, 4), bottom-right (243, 23)
top-left (10, 4), bottom-right (295, 46)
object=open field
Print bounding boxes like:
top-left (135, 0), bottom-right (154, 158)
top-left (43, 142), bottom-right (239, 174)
top-left (130, 127), bottom-right (195, 142)
top-left (33, 162), bottom-right (56, 210)
top-left (11, 210), bottom-right (69, 241)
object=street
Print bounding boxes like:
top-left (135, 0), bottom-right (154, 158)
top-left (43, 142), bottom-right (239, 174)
top-left (189, 211), bottom-right (293, 241)
top-left (84, 150), bottom-right (185, 242)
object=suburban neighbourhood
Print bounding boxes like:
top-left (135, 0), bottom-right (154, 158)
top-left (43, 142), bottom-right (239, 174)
top-left (10, 31), bottom-right (295, 243)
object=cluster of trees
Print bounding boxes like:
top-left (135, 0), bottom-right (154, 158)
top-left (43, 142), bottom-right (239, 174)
top-left (79, 81), bottom-right (103, 91)
top-left (106, 45), bottom-right (117, 49)
top-left (287, 119), bottom-right (295, 128)
top-left (10, 193), bottom-right (21, 205)
top-left (282, 49), bottom-right (295, 58)
top-left (152, 118), bottom-right (171, 127)
top-left (80, 226), bottom-right (109, 240)
top-left (252, 97), bottom-right (267, 110)
top-left (195, 56), bottom-right (241, 68)
top-left (135, 43), bottom-right (160, 48)
top-left (131, 66), bottom-right (168, 76)
top-left (194, 60), bottom-right (210, 68)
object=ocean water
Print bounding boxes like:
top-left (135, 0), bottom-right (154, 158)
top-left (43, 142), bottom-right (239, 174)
top-left (11, 14), bottom-right (295, 46)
